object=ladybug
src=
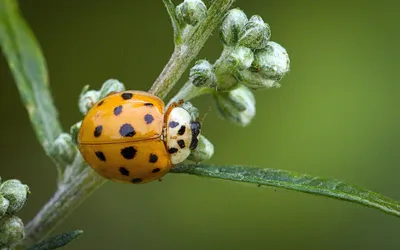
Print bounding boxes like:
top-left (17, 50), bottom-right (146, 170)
top-left (77, 90), bottom-right (201, 184)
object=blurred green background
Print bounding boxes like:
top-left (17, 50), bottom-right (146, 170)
top-left (1, 0), bottom-right (400, 249)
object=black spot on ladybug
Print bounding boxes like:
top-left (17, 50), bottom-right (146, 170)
top-left (189, 121), bottom-right (201, 150)
top-left (97, 100), bottom-right (104, 107)
top-left (177, 139), bottom-right (185, 149)
top-left (114, 105), bottom-right (123, 116)
top-left (94, 125), bottom-right (102, 137)
top-left (119, 167), bottom-right (130, 176)
top-left (131, 178), bottom-right (143, 183)
top-left (168, 147), bottom-right (178, 154)
top-left (169, 121), bottom-right (179, 128)
top-left (177, 125), bottom-right (186, 135)
top-left (95, 151), bottom-right (106, 161)
top-left (144, 102), bottom-right (153, 107)
top-left (121, 146), bottom-right (137, 159)
top-left (121, 92), bottom-right (133, 100)
top-left (144, 114), bottom-right (154, 124)
top-left (152, 168), bottom-right (161, 173)
top-left (149, 153), bottom-right (158, 163)
top-left (120, 123), bottom-right (136, 137)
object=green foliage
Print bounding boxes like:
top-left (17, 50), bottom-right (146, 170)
top-left (27, 230), bottom-right (83, 250)
top-left (0, 0), bottom-right (399, 249)
top-left (0, 0), bottom-right (62, 154)
top-left (172, 164), bottom-right (400, 217)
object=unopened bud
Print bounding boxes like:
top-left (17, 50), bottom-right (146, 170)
top-left (187, 135), bottom-right (214, 162)
top-left (99, 79), bottom-right (125, 98)
top-left (251, 41), bottom-right (290, 81)
top-left (238, 41), bottom-right (290, 89)
top-left (190, 60), bottom-right (217, 88)
top-left (238, 15), bottom-right (271, 49)
top-left (214, 85), bottom-right (255, 126)
top-left (219, 8), bottom-right (248, 46)
top-left (228, 46), bottom-right (254, 70)
top-left (0, 215), bottom-right (25, 247)
top-left (0, 195), bottom-right (9, 218)
top-left (0, 180), bottom-right (29, 215)
top-left (176, 0), bottom-right (207, 26)
top-left (78, 85), bottom-right (100, 115)
top-left (49, 133), bottom-right (77, 166)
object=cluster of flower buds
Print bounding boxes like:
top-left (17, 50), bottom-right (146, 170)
top-left (188, 8), bottom-right (290, 126)
top-left (0, 178), bottom-right (29, 248)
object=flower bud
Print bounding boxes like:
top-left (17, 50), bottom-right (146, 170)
top-left (214, 85), bottom-right (255, 126)
top-left (219, 8), bottom-right (248, 46)
top-left (228, 46), bottom-right (254, 70)
top-left (236, 70), bottom-right (279, 89)
top-left (238, 15), bottom-right (271, 49)
top-left (238, 41), bottom-right (290, 89)
top-left (187, 135), bottom-right (214, 162)
top-left (99, 79), bottom-right (125, 98)
top-left (251, 41), bottom-right (290, 81)
top-left (176, 0), bottom-right (207, 26)
top-left (78, 85), bottom-right (100, 115)
top-left (49, 133), bottom-right (77, 166)
top-left (190, 60), bottom-right (217, 88)
top-left (70, 121), bottom-right (82, 145)
top-left (0, 195), bottom-right (9, 219)
top-left (0, 215), bottom-right (25, 247)
top-left (0, 180), bottom-right (29, 215)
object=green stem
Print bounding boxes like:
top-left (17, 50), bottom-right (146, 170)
top-left (149, 0), bottom-right (235, 99)
top-left (21, 155), bottom-right (106, 248)
top-left (167, 80), bottom-right (214, 106)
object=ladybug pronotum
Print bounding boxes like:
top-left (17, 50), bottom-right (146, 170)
top-left (77, 90), bottom-right (201, 184)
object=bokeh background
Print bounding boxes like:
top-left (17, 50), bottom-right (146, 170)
top-left (1, 0), bottom-right (400, 249)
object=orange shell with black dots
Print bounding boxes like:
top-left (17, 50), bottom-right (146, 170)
top-left (78, 90), bottom-right (172, 184)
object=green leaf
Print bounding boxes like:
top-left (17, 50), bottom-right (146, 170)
top-left (172, 164), bottom-right (400, 218)
top-left (163, 0), bottom-right (182, 45)
top-left (0, 0), bottom-right (62, 154)
top-left (27, 230), bottom-right (83, 250)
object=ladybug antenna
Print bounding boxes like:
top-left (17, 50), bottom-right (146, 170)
top-left (198, 105), bottom-right (212, 125)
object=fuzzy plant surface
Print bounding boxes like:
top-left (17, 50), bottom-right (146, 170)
top-left (0, 0), bottom-right (400, 249)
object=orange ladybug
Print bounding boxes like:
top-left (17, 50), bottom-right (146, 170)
top-left (77, 90), bottom-right (201, 184)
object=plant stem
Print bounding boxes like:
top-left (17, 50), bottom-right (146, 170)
top-left (167, 80), bottom-right (214, 106)
top-left (21, 155), bottom-right (106, 248)
top-left (149, 0), bottom-right (235, 99)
